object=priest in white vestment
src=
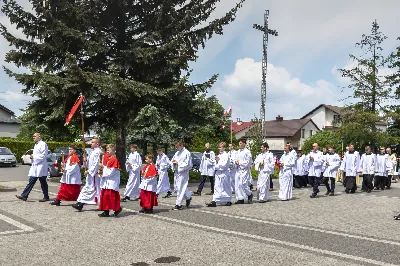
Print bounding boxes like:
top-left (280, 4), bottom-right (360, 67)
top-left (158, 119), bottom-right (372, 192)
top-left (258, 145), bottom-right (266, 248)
top-left (228, 143), bottom-right (238, 193)
top-left (322, 146), bottom-right (341, 196)
top-left (358, 146), bottom-right (376, 193)
top-left (339, 143), bottom-right (360, 193)
top-left (234, 138), bottom-right (253, 204)
top-left (206, 142), bottom-right (232, 207)
top-left (375, 147), bottom-right (392, 190)
top-left (170, 140), bottom-right (192, 210)
top-left (122, 144), bottom-right (142, 201)
top-left (72, 138), bottom-right (101, 211)
top-left (51, 144), bottom-right (82, 206)
top-left (278, 145), bottom-right (295, 201)
top-left (156, 149), bottom-right (172, 198)
top-left (254, 143), bottom-right (274, 203)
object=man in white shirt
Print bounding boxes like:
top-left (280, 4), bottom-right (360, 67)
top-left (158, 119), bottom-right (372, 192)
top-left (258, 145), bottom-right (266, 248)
top-left (193, 143), bottom-right (215, 196)
top-left (16, 133), bottom-right (49, 202)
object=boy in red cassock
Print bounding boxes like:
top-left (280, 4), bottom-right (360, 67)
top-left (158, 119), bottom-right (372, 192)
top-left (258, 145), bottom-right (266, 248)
top-left (50, 144), bottom-right (82, 206)
top-left (98, 144), bottom-right (123, 217)
top-left (139, 154), bottom-right (159, 214)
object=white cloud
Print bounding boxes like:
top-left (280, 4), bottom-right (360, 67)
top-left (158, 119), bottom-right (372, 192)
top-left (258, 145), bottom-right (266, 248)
top-left (210, 58), bottom-right (342, 121)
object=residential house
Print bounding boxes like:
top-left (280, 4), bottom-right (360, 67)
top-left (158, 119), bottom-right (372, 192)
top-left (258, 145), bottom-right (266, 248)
top-left (0, 104), bottom-right (20, 138)
top-left (301, 104), bottom-right (387, 131)
top-left (231, 120), bottom-right (255, 140)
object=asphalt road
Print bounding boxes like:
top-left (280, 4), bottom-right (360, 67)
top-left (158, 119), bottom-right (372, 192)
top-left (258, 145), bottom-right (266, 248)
top-left (1, 167), bottom-right (400, 266)
top-left (0, 164), bottom-right (30, 181)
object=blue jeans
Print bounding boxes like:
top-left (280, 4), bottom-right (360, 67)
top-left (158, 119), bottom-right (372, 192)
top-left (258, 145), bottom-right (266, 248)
top-left (21, 176), bottom-right (49, 199)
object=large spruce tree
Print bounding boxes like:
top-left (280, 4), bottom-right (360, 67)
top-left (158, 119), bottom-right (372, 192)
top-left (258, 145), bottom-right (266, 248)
top-left (1, 0), bottom-right (245, 163)
top-left (387, 37), bottom-right (400, 136)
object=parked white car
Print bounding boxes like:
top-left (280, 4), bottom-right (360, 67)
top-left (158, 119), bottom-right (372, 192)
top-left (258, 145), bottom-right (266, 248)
top-left (0, 147), bottom-right (17, 167)
top-left (21, 149), bottom-right (52, 165)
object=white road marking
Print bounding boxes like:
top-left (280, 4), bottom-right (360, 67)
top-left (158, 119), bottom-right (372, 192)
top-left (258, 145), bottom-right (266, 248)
top-left (122, 207), bottom-right (398, 266)
top-left (156, 201), bottom-right (400, 247)
top-left (0, 230), bottom-right (25, 235)
top-left (0, 214), bottom-right (35, 232)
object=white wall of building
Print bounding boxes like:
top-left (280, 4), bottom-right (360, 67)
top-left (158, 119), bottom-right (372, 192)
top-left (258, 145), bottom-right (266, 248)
top-left (298, 121), bottom-right (320, 149)
top-left (303, 106), bottom-right (325, 130)
top-left (264, 137), bottom-right (285, 150)
top-left (0, 123), bottom-right (20, 138)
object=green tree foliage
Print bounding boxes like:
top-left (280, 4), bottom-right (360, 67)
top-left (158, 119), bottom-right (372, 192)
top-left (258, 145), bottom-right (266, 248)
top-left (0, 0), bottom-right (246, 164)
top-left (387, 37), bottom-right (400, 136)
top-left (336, 20), bottom-right (396, 147)
top-left (302, 131), bottom-right (342, 155)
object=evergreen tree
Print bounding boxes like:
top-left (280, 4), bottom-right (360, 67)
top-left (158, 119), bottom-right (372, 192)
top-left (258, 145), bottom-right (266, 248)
top-left (387, 37), bottom-right (400, 136)
top-left (336, 20), bottom-right (394, 146)
top-left (0, 0), bottom-right (246, 163)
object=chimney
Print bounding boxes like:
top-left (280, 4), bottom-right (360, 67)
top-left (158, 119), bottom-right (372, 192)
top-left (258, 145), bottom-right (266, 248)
top-left (276, 115), bottom-right (283, 121)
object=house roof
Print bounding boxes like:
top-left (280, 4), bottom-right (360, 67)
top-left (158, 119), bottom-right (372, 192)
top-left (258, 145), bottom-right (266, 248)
top-left (301, 104), bottom-right (342, 119)
top-left (231, 121), bottom-right (255, 134)
top-left (0, 104), bottom-right (15, 116)
top-left (263, 118), bottom-right (320, 137)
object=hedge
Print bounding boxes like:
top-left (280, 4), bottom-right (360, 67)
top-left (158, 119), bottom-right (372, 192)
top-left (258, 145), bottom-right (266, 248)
top-left (0, 139), bottom-right (83, 163)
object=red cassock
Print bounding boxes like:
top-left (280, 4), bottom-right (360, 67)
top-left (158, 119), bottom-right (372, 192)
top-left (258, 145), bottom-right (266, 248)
top-left (56, 154), bottom-right (81, 201)
top-left (99, 156), bottom-right (121, 211)
top-left (140, 163), bottom-right (158, 210)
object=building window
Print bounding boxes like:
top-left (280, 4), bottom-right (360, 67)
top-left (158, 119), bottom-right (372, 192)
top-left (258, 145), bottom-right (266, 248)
top-left (301, 129), bottom-right (305, 138)
top-left (310, 130), bottom-right (313, 136)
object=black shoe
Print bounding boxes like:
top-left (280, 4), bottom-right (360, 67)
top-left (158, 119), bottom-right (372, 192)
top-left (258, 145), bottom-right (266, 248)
top-left (193, 191), bottom-right (201, 196)
top-left (186, 197), bottom-right (192, 207)
top-left (72, 203), bottom-right (83, 211)
top-left (366, 189), bottom-right (371, 193)
top-left (205, 192), bottom-right (213, 195)
top-left (329, 192), bottom-right (334, 196)
top-left (325, 191), bottom-right (330, 196)
top-left (139, 208), bottom-right (145, 213)
top-left (310, 195), bottom-right (317, 198)
top-left (259, 200), bottom-right (267, 203)
top-left (248, 193), bottom-right (253, 204)
top-left (50, 200), bottom-right (60, 206)
top-left (345, 189), bottom-right (349, 194)
top-left (162, 191), bottom-right (172, 198)
top-left (225, 202), bottom-right (232, 206)
top-left (235, 200), bottom-right (244, 204)
top-left (98, 211), bottom-right (110, 217)
top-left (121, 197), bottom-right (129, 202)
top-left (145, 208), bottom-right (153, 214)
top-left (172, 205), bottom-right (183, 210)
top-left (38, 198), bottom-right (50, 202)
top-left (394, 214), bottom-right (400, 220)
top-left (206, 201), bottom-right (217, 207)
top-left (249, 184), bottom-right (254, 190)
top-left (113, 208), bottom-right (123, 217)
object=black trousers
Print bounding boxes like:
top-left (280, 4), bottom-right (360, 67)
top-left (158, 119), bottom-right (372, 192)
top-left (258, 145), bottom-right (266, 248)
top-left (386, 175), bottom-right (392, 188)
top-left (270, 175), bottom-right (273, 189)
top-left (310, 176), bottom-right (319, 196)
top-left (374, 175), bottom-right (386, 190)
top-left (197, 175), bottom-right (215, 193)
top-left (345, 176), bottom-right (356, 193)
top-left (362, 174), bottom-right (374, 191)
top-left (293, 175), bottom-right (307, 188)
top-left (323, 176), bottom-right (335, 193)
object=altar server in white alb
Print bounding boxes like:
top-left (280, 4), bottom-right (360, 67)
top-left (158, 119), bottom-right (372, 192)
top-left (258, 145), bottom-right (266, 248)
top-left (170, 139), bottom-right (192, 210)
top-left (254, 143), bottom-right (274, 203)
top-left (278, 144), bottom-right (295, 201)
top-left (358, 146), bottom-right (376, 193)
top-left (156, 148), bottom-right (172, 198)
top-left (51, 144), bottom-right (82, 206)
top-left (122, 144), bottom-right (142, 202)
top-left (72, 138), bottom-right (101, 211)
top-left (307, 143), bottom-right (324, 198)
top-left (293, 150), bottom-right (307, 188)
top-left (375, 146), bottom-right (392, 190)
top-left (322, 145), bottom-right (341, 196)
top-left (16, 132), bottom-right (49, 202)
top-left (194, 143), bottom-right (216, 196)
top-left (228, 143), bottom-right (238, 193)
top-left (339, 143), bottom-right (360, 194)
top-left (234, 138), bottom-right (253, 204)
top-left (206, 142), bottom-right (232, 207)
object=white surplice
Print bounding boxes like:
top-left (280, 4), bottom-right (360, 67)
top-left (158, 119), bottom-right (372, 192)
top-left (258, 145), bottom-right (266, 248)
top-left (323, 153), bottom-right (341, 178)
top-left (212, 151), bottom-right (232, 204)
top-left (61, 157), bottom-right (82, 185)
top-left (200, 150), bottom-right (216, 176)
top-left (101, 162), bottom-right (120, 192)
top-left (375, 153), bottom-right (391, 177)
top-left (28, 140), bottom-right (48, 177)
top-left (339, 151), bottom-right (360, 176)
top-left (77, 147), bottom-right (101, 204)
top-left (278, 152), bottom-right (295, 200)
top-left (228, 150), bottom-right (237, 192)
top-left (156, 153), bottom-right (171, 194)
top-left (139, 164), bottom-right (157, 192)
top-left (234, 148), bottom-right (253, 201)
top-left (293, 155), bottom-right (307, 176)
top-left (358, 153), bottom-right (376, 175)
top-left (170, 148), bottom-right (192, 206)
top-left (306, 150), bottom-right (323, 177)
top-left (254, 151), bottom-right (274, 202)
top-left (124, 151), bottom-right (142, 198)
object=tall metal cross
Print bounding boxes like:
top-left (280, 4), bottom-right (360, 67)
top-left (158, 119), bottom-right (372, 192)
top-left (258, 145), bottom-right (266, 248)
top-left (253, 10), bottom-right (278, 138)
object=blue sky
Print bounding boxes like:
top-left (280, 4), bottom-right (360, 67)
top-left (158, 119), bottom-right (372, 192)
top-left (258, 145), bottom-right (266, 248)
top-left (1, 0), bottom-right (400, 122)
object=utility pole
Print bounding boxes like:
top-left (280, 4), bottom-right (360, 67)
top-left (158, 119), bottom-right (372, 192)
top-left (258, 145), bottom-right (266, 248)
top-left (253, 10), bottom-right (278, 139)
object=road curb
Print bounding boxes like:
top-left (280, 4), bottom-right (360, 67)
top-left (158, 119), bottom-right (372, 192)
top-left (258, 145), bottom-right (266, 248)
top-left (0, 187), bottom-right (17, 192)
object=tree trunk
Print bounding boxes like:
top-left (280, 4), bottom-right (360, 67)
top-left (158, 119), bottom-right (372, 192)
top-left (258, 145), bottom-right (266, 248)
top-left (115, 123), bottom-right (126, 169)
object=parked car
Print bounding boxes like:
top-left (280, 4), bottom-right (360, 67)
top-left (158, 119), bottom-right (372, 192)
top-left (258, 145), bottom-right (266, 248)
top-left (166, 150), bottom-right (201, 170)
top-left (21, 149), bottom-right (53, 165)
top-left (53, 147), bottom-right (84, 176)
top-left (47, 153), bottom-right (60, 177)
top-left (0, 147), bottom-right (17, 167)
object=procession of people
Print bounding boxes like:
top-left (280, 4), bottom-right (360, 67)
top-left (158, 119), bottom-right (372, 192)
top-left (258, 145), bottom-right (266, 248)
top-left (15, 132), bottom-right (400, 219)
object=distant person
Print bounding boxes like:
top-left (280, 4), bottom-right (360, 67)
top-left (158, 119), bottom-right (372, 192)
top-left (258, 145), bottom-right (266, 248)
top-left (139, 154), bottom-right (159, 213)
top-left (122, 144), bottom-right (142, 202)
top-left (16, 132), bottom-right (49, 202)
top-left (156, 148), bottom-right (172, 198)
top-left (193, 143), bottom-right (215, 196)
